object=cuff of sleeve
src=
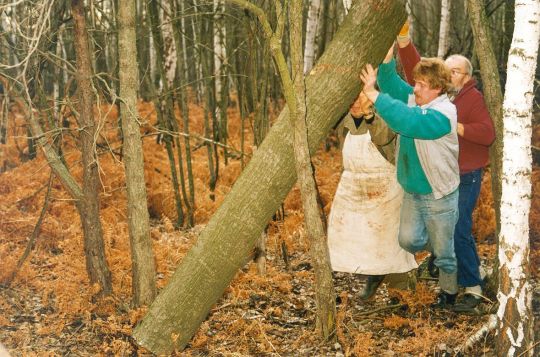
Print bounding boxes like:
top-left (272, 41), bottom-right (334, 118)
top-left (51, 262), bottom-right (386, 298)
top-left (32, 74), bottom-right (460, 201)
top-left (378, 58), bottom-right (396, 74)
top-left (374, 92), bottom-right (387, 111)
top-left (397, 34), bottom-right (410, 42)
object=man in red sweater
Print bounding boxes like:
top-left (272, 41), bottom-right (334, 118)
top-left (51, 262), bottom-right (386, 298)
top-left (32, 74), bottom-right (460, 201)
top-left (397, 23), bottom-right (496, 312)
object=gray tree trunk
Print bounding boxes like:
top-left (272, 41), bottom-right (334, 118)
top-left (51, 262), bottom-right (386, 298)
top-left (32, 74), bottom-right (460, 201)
top-left (132, 0), bottom-right (407, 353)
top-left (172, 0), bottom-right (195, 227)
top-left (289, 0), bottom-right (336, 340)
top-left (466, 0), bottom-right (504, 296)
top-left (71, 0), bottom-right (112, 295)
top-left (117, 0), bottom-right (157, 307)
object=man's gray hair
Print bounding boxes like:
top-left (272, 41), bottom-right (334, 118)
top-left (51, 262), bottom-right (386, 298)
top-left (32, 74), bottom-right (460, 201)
top-left (447, 54), bottom-right (473, 76)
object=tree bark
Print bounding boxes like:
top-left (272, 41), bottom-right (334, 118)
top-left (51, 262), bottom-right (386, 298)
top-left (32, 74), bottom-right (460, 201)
top-left (172, 0), bottom-right (195, 227)
top-left (496, 2), bottom-right (539, 356)
top-left (71, 0), bottom-right (112, 295)
top-left (132, 1), bottom-right (407, 353)
top-left (213, 0), bottom-right (229, 163)
top-left (117, 0), bottom-right (157, 307)
top-left (290, 0), bottom-right (336, 340)
top-left (147, 0), bottom-right (186, 227)
top-left (437, 0), bottom-right (451, 58)
top-left (304, 0), bottom-right (323, 74)
top-left (135, 0), bottom-right (151, 101)
top-left (466, 0), bottom-right (504, 295)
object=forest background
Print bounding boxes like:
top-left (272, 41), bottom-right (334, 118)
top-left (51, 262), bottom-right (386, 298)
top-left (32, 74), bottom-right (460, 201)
top-left (0, 0), bottom-right (539, 355)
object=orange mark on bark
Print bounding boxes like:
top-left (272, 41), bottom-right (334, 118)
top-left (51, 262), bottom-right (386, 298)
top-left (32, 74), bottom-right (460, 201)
top-left (505, 247), bottom-right (514, 262)
top-left (369, 0), bottom-right (390, 12)
top-left (310, 63), bottom-right (354, 76)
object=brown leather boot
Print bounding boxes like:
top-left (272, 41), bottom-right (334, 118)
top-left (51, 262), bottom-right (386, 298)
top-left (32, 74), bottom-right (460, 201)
top-left (359, 275), bottom-right (385, 300)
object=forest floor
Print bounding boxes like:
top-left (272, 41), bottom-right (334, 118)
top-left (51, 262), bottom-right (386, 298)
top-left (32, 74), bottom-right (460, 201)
top-left (0, 99), bottom-right (539, 356)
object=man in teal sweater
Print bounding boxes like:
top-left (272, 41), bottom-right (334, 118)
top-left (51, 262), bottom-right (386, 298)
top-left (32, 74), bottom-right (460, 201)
top-left (360, 48), bottom-right (460, 309)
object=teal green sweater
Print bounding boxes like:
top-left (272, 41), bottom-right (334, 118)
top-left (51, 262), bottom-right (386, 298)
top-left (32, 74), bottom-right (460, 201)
top-left (375, 59), bottom-right (452, 194)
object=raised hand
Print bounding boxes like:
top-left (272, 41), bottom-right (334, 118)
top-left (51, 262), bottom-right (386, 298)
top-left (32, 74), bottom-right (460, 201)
top-left (359, 64), bottom-right (379, 103)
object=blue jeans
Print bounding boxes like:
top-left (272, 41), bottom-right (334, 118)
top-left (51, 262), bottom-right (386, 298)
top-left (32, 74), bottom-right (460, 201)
top-left (455, 169), bottom-right (484, 287)
top-left (398, 189), bottom-right (459, 293)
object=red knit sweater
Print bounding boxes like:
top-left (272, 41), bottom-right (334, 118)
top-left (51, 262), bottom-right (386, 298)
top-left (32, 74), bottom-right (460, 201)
top-left (397, 42), bottom-right (496, 174)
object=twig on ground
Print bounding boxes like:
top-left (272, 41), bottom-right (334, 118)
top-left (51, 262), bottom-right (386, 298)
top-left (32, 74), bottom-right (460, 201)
top-left (357, 303), bottom-right (404, 316)
top-left (3, 172), bottom-right (54, 286)
top-left (256, 320), bottom-right (281, 356)
top-left (459, 314), bottom-right (497, 353)
top-left (15, 181), bottom-right (48, 205)
top-left (516, 340), bottom-right (540, 357)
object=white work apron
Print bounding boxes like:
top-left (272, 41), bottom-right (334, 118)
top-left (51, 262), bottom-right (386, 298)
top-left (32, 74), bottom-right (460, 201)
top-left (327, 131), bottom-right (417, 275)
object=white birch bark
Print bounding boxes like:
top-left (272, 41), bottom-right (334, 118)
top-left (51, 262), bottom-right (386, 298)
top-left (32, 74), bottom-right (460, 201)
top-left (407, 0), bottom-right (414, 39)
top-left (342, 0), bottom-right (351, 14)
top-left (161, 1), bottom-right (177, 88)
top-left (303, 0), bottom-right (322, 74)
top-left (496, 1), bottom-right (540, 356)
top-left (437, 0), bottom-right (451, 58)
top-left (53, 29), bottom-right (62, 119)
top-left (213, 0), bottom-right (227, 129)
top-left (148, 24), bottom-right (157, 90)
top-left (191, 0), bottom-right (204, 103)
top-left (179, 0), bottom-right (190, 85)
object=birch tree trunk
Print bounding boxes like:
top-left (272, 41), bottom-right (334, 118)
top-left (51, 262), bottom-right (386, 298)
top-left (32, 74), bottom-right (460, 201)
top-left (117, 0), bottom-right (157, 307)
top-left (304, 0), bottom-right (323, 74)
top-left (213, 0), bottom-right (228, 162)
top-left (132, 1), bottom-right (407, 353)
top-left (342, 0), bottom-right (351, 14)
top-left (437, 0), bottom-right (451, 57)
top-left (496, 1), bottom-right (539, 355)
top-left (71, 0), bottom-right (112, 295)
top-left (161, 1), bottom-right (177, 88)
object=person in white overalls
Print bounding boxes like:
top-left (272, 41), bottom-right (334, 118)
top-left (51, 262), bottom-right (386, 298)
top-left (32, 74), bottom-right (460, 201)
top-left (328, 92), bottom-right (417, 300)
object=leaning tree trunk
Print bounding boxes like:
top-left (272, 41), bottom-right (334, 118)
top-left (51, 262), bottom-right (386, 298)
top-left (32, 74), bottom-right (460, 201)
top-left (496, 2), bottom-right (539, 356)
top-left (117, 0), bottom-right (157, 307)
top-left (466, 0), bottom-right (504, 295)
top-left (71, 0), bottom-right (113, 295)
top-left (132, 0), bottom-right (407, 354)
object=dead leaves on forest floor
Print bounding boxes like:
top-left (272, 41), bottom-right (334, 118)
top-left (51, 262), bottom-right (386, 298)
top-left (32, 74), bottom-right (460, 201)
top-left (0, 223), bottom-right (507, 356)
top-left (1, 102), bottom-right (539, 356)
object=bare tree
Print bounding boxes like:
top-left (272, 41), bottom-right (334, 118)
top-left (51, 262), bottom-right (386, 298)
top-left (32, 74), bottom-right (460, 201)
top-left (117, 0), bottom-right (157, 307)
top-left (70, 0), bottom-right (113, 295)
top-left (289, 0), bottom-right (336, 340)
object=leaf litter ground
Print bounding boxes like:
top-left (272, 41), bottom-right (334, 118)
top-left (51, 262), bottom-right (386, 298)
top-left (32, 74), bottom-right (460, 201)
top-left (1, 100), bottom-right (539, 356)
